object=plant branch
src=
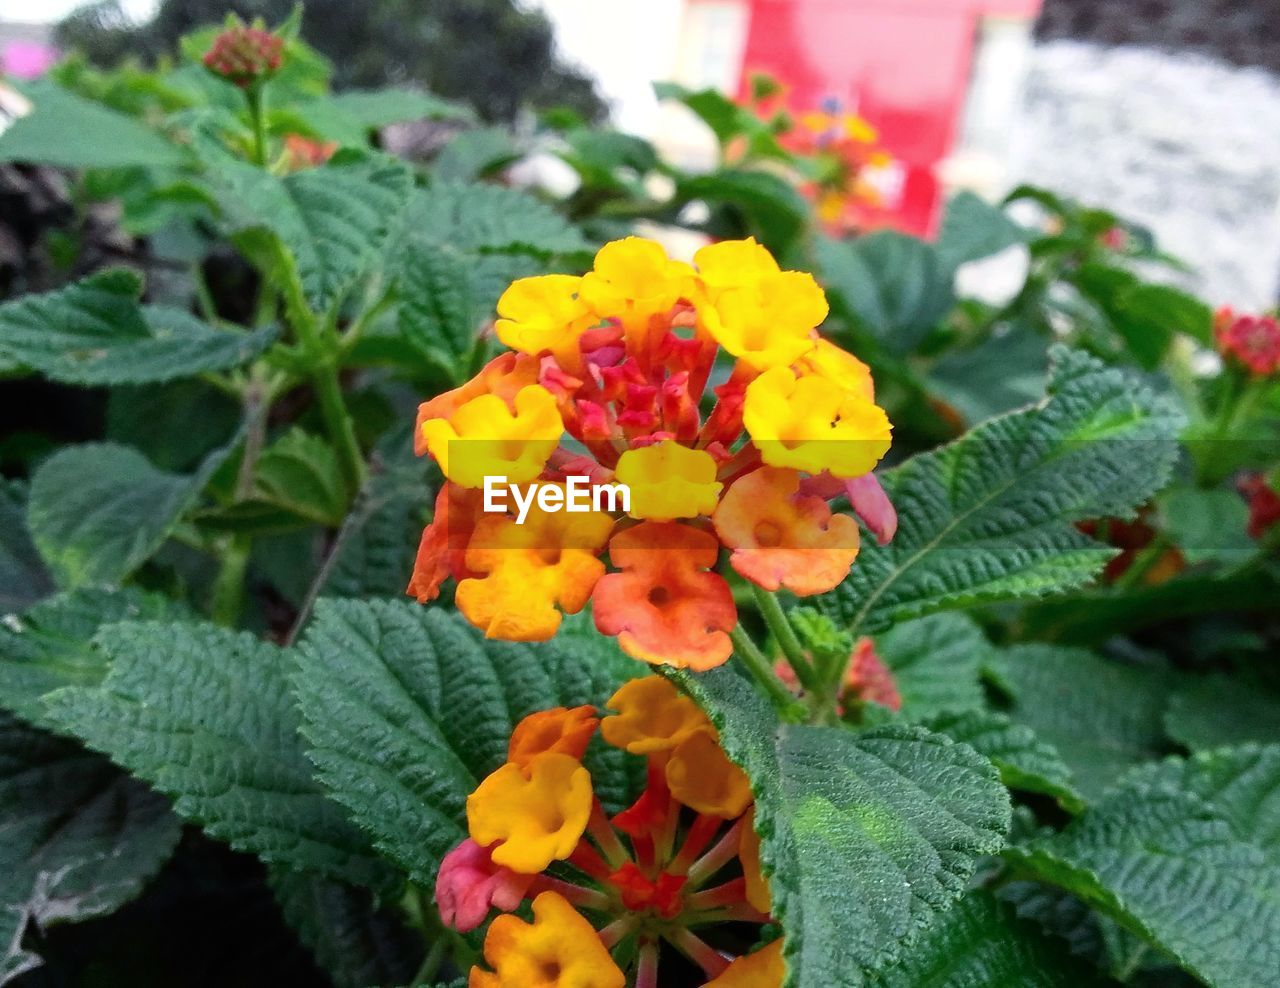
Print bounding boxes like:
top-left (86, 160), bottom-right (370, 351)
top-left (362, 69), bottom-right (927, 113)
top-left (750, 585), bottom-right (820, 694)
top-left (729, 624), bottom-right (799, 716)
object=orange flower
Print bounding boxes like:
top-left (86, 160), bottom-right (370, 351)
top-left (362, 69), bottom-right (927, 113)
top-left (406, 485), bottom-right (485, 603)
top-left (600, 676), bottom-right (712, 755)
top-left (467, 753), bottom-right (593, 874)
top-left (703, 940), bottom-right (785, 987)
top-left (496, 275), bottom-right (596, 371)
top-left (508, 706), bottom-right (600, 767)
top-left (578, 237), bottom-right (694, 357)
top-left (739, 809), bottom-right (772, 914)
top-left (665, 730), bottom-right (752, 818)
top-left (713, 466), bottom-right (860, 596)
top-left (469, 891), bottom-right (624, 988)
top-left (592, 522), bottom-right (736, 670)
top-left (456, 494), bottom-right (613, 641)
top-left (414, 352), bottom-right (541, 456)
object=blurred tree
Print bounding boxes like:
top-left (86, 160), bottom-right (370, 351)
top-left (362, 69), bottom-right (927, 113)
top-left (55, 0), bottom-right (605, 122)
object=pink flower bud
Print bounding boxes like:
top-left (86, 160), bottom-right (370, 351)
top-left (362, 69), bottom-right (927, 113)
top-left (435, 838), bottom-right (533, 933)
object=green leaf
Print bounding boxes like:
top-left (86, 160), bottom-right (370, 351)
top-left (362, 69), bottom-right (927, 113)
top-left (987, 645), bottom-right (1172, 801)
top-left (0, 270), bottom-right (276, 385)
top-left (680, 668), bottom-right (1010, 986)
top-left (1165, 674), bottom-right (1280, 751)
top-left (680, 169), bottom-right (809, 254)
top-left (868, 890), bottom-right (1108, 987)
top-left (1156, 488), bottom-right (1254, 566)
top-left (321, 428), bottom-right (432, 600)
top-left (0, 81), bottom-right (186, 169)
top-left (27, 440), bottom-right (231, 589)
top-left (928, 328), bottom-right (1050, 427)
top-left (295, 87), bottom-right (471, 145)
top-left (872, 614), bottom-right (989, 718)
top-left (211, 149), bottom-right (414, 312)
top-left (0, 587), bottom-right (183, 730)
top-left (818, 233), bottom-right (954, 353)
top-left (106, 379), bottom-right (242, 473)
top-left (252, 428), bottom-right (354, 527)
top-left (43, 621), bottom-right (393, 890)
top-left (270, 869), bottom-right (423, 988)
top-left (404, 181), bottom-right (589, 257)
top-left (0, 712), bottom-right (180, 954)
top-left (653, 82), bottom-right (788, 160)
top-left (923, 710), bottom-right (1085, 812)
top-left (1005, 745), bottom-right (1280, 988)
top-left (433, 126), bottom-right (522, 183)
top-left (935, 192), bottom-right (1026, 273)
top-left (0, 481), bottom-right (53, 613)
top-left (820, 346), bottom-right (1185, 636)
top-left (293, 601), bottom-right (638, 887)
top-left (396, 243), bottom-right (481, 381)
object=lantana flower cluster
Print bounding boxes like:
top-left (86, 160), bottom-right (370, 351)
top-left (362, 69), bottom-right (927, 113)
top-left (409, 236), bottom-right (895, 671)
top-left (1215, 307), bottom-right (1280, 376)
top-left (784, 100), bottom-right (892, 233)
top-left (202, 21), bottom-right (284, 88)
top-left (436, 676), bottom-right (781, 988)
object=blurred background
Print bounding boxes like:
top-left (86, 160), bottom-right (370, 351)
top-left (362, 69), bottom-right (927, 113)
top-left (2, 0), bottom-right (1278, 306)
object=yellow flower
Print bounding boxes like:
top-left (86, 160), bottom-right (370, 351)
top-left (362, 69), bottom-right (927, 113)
top-left (694, 238), bottom-right (780, 298)
top-left (456, 490), bottom-right (613, 641)
top-left (694, 238), bottom-right (828, 369)
top-left (600, 676), bottom-right (711, 755)
top-left (698, 275), bottom-right (824, 370)
top-left (467, 753), bottom-right (593, 874)
top-left (469, 891), bottom-right (625, 988)
top-left (665, 730), bottom-right (753, 818)
top-left (614, 442), bottom-right (722, 520)
top-left (739, 808), bottom-right (772, 914)
top-left (578, 237), bottom-right (694, 343)
top-left (743, 365), bottom-right (891, 478)
top-left (702, 939), bottom-right (785, 988)
top-left (420, 385), bottom-right (563, 489)
top-left (495, 274), bottom-right (595, 370)
top-left (795, 338), bottom-right (875, 401)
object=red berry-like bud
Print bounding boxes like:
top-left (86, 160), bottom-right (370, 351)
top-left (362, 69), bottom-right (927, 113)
top-left (1215, 307), bottom-right (1280, 377)
top-left (202, 24), bottom-right (285, 88)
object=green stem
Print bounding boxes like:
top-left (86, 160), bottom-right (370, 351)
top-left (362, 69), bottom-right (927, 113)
top-left (729, 624), bottom-right (799, 716)
top-left (410, 937), bottom-right (447, 987)
top-left (210, 535), bottom-right (250, 626)
top-left (246, 84), bottom-right (269, 167)
top-left (750, 585), bottom-right (820, 694)
top-left (274, 244), bottom-right (367, 491)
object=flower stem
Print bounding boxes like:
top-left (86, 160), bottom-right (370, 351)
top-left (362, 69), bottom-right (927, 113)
top-left (245, 84), bottom-right (269, 167)
top-left (729, 625), bottom-right (799, 715)
top-left (751, 585), bottom-right (820, 694)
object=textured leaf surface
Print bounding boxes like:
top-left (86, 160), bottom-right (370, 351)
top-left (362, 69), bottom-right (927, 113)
top-left (0, 587), bottom-right (182, 729)
top-left (868, 890), bottom-right (1107, 987)
top-left (251, 428), bottom-right (353, 527)
top-left (0, 712), bottom-right (180, 971)
top-left (818, 232), bottom-right (954, 352)
top-left (872, 614), bottom-right (989, 717)
top-left (0, 270), bottom-right (275, 385)
top-left (321, 428), bottom-right (432, 599)
top-left (988, 645), bottom-right (1173, 801)
top-left (405, 181), bottom-right (589, 257)
top-left (213, 150), bottom-right (413, 311)
top-left (680, 669), bottom-right (1010, 987)
top-left (1165, 674), bottom-right (1280, 752)
top-left (923, 710), bottom-right (1084, 812)
top-left (1006, 745), bottom-right (1280, 988)
top-left (293, 601), bottom-right (638, 886)
top-left (396, 242), bottom-right (482, 380)
top-left (271, 869), bottom-right (422, 988)
top-left (27, 441), bottom-right (230, 589)
top-left (0, 82), bottom-right (185, 169)
top-left (43, 621), bottom-right (391, 889)
top-left (935, 192), bottom-right (1026, 273)
top-left (0, 481), bottom-right (53, 613)
top-left (821, 347), bottom-right (1184, 636)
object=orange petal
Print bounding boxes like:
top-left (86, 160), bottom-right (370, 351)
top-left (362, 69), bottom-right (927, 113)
top-left (470, 891), bottom-right (624, 988)
top-left (414, 352), bottom-right (541, 456)
top-left (508, 706), bottom-right (600, 768)
top-left (713, 466), bottom-right (859, 597)
top-left (600, 676), bottom-right (712, 754)
top-left (592, 521), bottom-right (735, 670)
